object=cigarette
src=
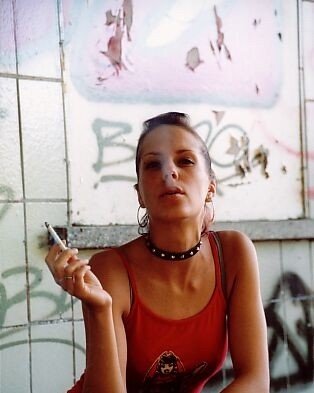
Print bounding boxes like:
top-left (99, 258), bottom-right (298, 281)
top-left (45, 222), bottom-right (67, 251)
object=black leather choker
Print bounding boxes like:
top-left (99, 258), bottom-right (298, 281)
top-left (145, 237), bottom-right (202, 261)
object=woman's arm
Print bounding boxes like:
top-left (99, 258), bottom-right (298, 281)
top-left (45, 246), bottom-right (128, 393)
top-left (82, 304), bottom-right (126, 393)
top-left (219, 231), bottom-right (270, 393)
top-left (82, 250), bottom-right (129, 393)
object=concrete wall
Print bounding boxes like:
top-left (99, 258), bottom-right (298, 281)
top-left (0, 1), bottom-right (313, 392)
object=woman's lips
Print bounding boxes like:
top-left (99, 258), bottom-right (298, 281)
top-left (160, 187), bottom-right (185, 197)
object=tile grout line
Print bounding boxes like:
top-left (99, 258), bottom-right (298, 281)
top-left (279, 241), bottom-right (290, 391)
top-left (11, 0), bottom-right (33, 392)
top-left (56, 0), bottom-right (77, 383)
top-left (1, 318), bottom-right (84, 331)
top-left (0, 72), bottom-right (62, 83)
top-left (0, 199), bottom-right (69, 203)
top-left (297, 0), bottom-right (309, 219)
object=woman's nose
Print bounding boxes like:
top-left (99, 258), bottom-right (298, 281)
top-left (162, 163), bottom-right (178, 181)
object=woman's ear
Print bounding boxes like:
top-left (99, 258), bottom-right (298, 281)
top-left (134, 183), bottom-right (145, 208)
top-left (205, 181), bottom-right (216, 202)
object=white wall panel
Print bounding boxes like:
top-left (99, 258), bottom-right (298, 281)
top-left (0, 77), bottom-right (23, 201)
top-left (19, 80), bottom-right (67, 199)
top-left (15, 0), bottom-right (61, 78)
top-left (0, 202), bottom-right (27, 326)
top-left (25, 202), bottom-right (70, 321)
top-left (302, 1), bottom-right (314, 100)
top-left (0, 0), bottom-right (16, 73)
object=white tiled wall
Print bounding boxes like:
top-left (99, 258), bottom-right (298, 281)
top-left (25, 202), bottom-right (71, 321)
top-left (0, 0), bottom-right (16, 73)
top-left (20, 80), bottom-right (67, 200)
top-left (14, 0), bottom-right (61, 78)
top-left (0, 78), bottom-right (22, 201)
top-left (31, 322), bottom-right (74, 393)
top-left (0, 203), bottom-right (27, 327)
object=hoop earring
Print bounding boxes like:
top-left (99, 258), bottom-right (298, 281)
top-left (208, 199), bottom-right (215, 223)
top-left (137, 206), bottom-right (149, 235)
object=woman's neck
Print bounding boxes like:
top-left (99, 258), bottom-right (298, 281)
top-left (148, 220), bottom-right (202, 252)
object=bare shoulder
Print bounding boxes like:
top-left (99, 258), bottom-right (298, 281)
top-left (89, 247), bottom-right (126, 278)
top-left (89, 246), bottom-right (131, 314)
top-left (214, 230), bottom-right (259, 294)
top-left (216, 230), bottom-right (256, 258)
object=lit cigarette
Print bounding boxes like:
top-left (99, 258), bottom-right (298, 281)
top-left (45, 222), bottom-right (67, 250)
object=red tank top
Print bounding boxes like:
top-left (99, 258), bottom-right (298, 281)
top-left (67, 232), bottom-right (228, 393)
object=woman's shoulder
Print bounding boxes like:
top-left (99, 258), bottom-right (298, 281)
top-left (215, 229), bottom-right (255, 257)
top-left (213, 230), bottom-right (258, 291)
top-left (89, 236), bottom-right (142, 272)
top-left (88, 237), bottom-right (142, 313)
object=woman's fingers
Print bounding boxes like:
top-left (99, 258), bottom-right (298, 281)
top-left (63, 258), bottom-right (89, 278)
top-left (64, 265), bottom-right (92, 297)
top-left (44, 247), bottom-right (108, 306)
top-left (45, 247), bottom-right (79, 284)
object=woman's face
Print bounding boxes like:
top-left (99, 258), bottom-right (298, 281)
top-left (137, 125), bottom-right (214, 226)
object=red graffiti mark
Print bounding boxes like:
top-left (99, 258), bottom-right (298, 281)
top-left (274, 140), bottom-right (314, 160)
top-left (307, 188), bottom-right (314, 199)
top-left (254, 121), bottom-right (314, 160)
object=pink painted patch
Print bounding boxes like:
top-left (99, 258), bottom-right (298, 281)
top-left (308, 188), bottom-right (314, 199)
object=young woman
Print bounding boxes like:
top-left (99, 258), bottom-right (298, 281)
top-left (45, 112), bottom-right (269, 392)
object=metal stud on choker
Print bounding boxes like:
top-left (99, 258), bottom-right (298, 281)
top-left (145, 237), bottom-right (202, 261)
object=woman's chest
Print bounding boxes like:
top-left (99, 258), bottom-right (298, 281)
top-left (133, 262), bottom-right (216, 320)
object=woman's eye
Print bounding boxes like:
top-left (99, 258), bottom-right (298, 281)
top-left (180, 158), bottom-right (195, 165)
top-left (144, 161), bottom-right (161, 169)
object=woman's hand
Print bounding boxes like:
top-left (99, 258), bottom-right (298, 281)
top-left (45, 244), bottom-right (112, 309)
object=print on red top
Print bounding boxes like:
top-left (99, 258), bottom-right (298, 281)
top-left (141, 350), bottom-right (210, 392)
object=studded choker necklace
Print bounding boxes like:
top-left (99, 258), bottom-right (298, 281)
top-left (145, 236), bottom-right (202, 261)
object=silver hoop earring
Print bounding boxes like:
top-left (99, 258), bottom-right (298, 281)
top-left (137, 206), bottom-right (149, 235)
top-left (208, 199), bottom-right (215, 223)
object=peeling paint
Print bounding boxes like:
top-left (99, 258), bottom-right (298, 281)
top-left (281, 165), bottom-right (287, 174)
top-left (212, 5), bottom-right (232, 62)
top-left (253, 18), bottom-right (261, 27)
top-left (252, 145), bottom-right (269, 178)
top-left (100, 10), bottom-right (125, 76)
top-left (186, 47), bottom-right (203, 71)
top-left (212, 111), bottom-right (225, 126)
top-left (123, 0), bottom-right (133, 42)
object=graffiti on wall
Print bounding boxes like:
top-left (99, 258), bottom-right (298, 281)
top-left (91, 115), bottom-right (270, 195)
top-left (0, 185), bottom-right (14, 220)
top-left (0, 265), bottom-right (85, 353)
top-left (266, 272), bottom-right (314, 390)
top-left (0, 266), bottom-right (313, 390)
top-left (211, 272), bottom-right (314, 391)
